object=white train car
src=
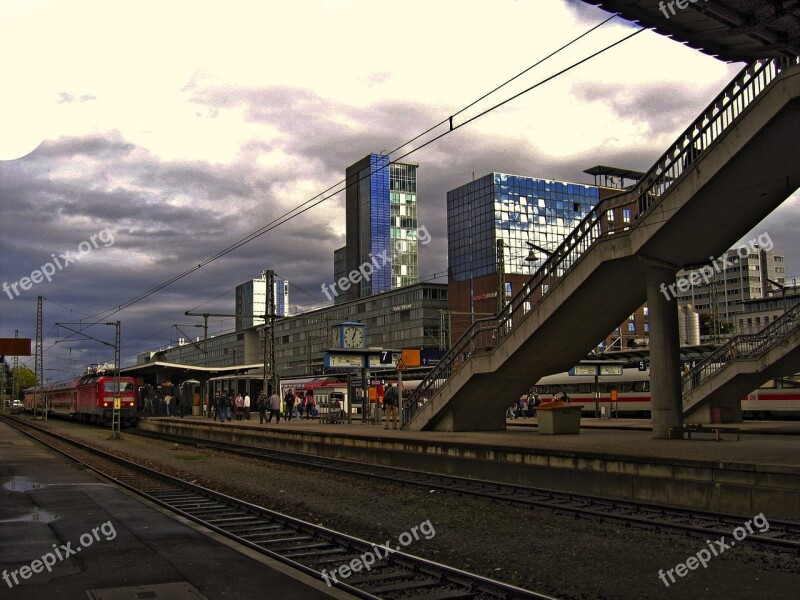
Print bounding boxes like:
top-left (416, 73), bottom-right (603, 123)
top-left (529, 369), bottom-right (800, 418)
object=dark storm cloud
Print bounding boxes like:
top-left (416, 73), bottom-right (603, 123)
top-left (571, 81), bottom-right (719, 137)
top-left (33, 132), bottom-right (136, 159)
top-left (3, 56), bottom-right (797, 374)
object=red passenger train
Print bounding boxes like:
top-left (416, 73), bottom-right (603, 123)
top-left (24, 375), bottom-right (138, 426)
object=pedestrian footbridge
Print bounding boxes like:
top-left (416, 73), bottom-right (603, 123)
top-left (403, 58), bottom-right (800, 433)
top-left (682, 303), bottom-right (800, 423)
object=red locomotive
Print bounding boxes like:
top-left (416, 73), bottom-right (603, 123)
top-left (24, 374), bottom-right (138, 427)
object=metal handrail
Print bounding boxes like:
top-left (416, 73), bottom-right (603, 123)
top-left (403, 57), bottom-right (795, 428)
top-left (681, 302), bottom-right (800, 405)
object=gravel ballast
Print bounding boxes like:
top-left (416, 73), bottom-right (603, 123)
top-left (25, 418), bottom-right (800, 600)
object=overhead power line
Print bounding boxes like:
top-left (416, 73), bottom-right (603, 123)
top-left (38, 14), bottom-right (638, 358)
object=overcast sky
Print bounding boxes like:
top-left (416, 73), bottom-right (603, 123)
top-left (1, 0), bottom-right (798, 377)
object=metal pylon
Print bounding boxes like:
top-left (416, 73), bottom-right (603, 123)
top-left (34, 296), bottom-right (43, 417)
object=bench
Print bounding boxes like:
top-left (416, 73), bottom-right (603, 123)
top-left (669, 423), bottom-right (740, 442)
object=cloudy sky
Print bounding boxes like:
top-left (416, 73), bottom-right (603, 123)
top-left (1, 0), bottom-right (798, 376)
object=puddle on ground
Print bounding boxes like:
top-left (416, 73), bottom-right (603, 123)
top-left (2, 478), bottom-right (45, 492)
top-left (0, 508), bottom-right (58, 523)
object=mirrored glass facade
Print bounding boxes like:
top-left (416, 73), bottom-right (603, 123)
top-left (390, 163), bottom-right (419, 289)
top-left (345, 154), bottom-right (419, 301)
top-left (447, 173), bottom-right (601, 281)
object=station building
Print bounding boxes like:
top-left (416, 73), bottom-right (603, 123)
top-left (137, 282), bottom-right (448, 378)
top-left (738, 287), bottom-right (800, 335)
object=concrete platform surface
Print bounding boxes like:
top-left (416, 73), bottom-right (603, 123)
top-left (0, 422), bottom-right (343, 600)
top-left (158, 415), bottom-right (800, 469)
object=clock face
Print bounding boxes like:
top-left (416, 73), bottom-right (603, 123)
top-left (343, 326), bottom-right (364, 348)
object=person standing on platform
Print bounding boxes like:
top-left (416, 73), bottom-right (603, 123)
top-left (256, 391), bottom-right (268, 424)
top-left (244, 393), bottom-right (251, 420)
top-left (294, 392), bottom-right (302, 419)
top-left (211, 392), bottom-right (220, 420)
top-left (164, 394), bottom-right (172, 416)
top-left (234, 393), bottom-right (244, 420)
top-left (304, 390), bottom-right (315, 419)
top-left (383, 383), bottom-right (399, 430)
top-left (220, 391), bottom-right (232, 422)
top-left (283, 389), bottom-right (295, 421)
top-left (267, 391), bottom-right (282, 423)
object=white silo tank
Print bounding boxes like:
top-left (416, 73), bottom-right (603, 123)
top-left (678, 304), bottom-right (701, 346)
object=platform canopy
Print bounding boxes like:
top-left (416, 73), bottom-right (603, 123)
top-left (585, 1), bottom-right (800, 62)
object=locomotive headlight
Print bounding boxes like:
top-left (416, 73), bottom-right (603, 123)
top-left (103, 402), bottom-right (109, 407)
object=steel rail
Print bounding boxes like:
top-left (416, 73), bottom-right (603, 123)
top-left (128, 426), bottom-right (800, 553)
top-left (0, 415), bottom-right (554, 600)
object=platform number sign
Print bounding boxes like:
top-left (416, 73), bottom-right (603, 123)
top-left (114, 397), bottom-right (121, 409)
top-left (380, 351), bottom-right (393, 364)
top-left (638, 360), bottom-right (649, 372)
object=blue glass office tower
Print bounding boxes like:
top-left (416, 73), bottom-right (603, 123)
top-left (342, 153), bottom-right (418, 303)
top-left (447, 172), bottom-right (605, 340)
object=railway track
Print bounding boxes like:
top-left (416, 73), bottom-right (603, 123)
top-left (0, 415), bottom-right (553, 600)
top-left (130, 425), bottom-right (800, 553)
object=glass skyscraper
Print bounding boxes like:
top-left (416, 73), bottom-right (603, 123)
top-left (448, 173), bottom-right (601, 281)
top-left (342, 153), bottom-right (418, 303)
top-left (447, 172), bottom-right (606, 340)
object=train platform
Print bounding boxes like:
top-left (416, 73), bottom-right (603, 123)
top-left (0, 422), bottom-right (348, 600)
top-left (140, 415), bottom-right (800, 519)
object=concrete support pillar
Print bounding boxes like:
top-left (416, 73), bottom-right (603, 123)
top-left (645, 266), bottom-right (683, 439)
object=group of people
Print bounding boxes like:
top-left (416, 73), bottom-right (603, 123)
top-left (209, 388), bottom-right (327, 425)
top-left (142, 389), bottom-right (184, 417)
top-left (506, 391), bottom-right (570, 419)
top-left (254, 389), bottom-right (317, 424)
top-left (211, 391), bottom-right (251, 422)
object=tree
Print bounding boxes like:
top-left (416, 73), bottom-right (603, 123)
top-left (10, 366), bottom-right (37, 400)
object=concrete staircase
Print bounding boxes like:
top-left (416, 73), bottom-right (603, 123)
top-left (403, 58), bottom-right (800, 431)
top-left (682, 303), bottom-right (800, 423)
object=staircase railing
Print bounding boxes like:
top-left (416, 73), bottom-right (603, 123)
top-left (403, 57), bottom-right (795, 428)
top-left (681, 302), bottom-right (800, 407)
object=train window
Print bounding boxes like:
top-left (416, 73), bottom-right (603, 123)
top-left (775, 378), bottom-right (800, 389)
top-left (633, 380), bottom-right (649, 392)
top-left (577, 384), bottom-right (591, 394)
top-left (104, 382), bottom-right (134, 393)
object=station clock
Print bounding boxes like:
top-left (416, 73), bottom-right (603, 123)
top-left (332, 322), bottom-right (367, 349)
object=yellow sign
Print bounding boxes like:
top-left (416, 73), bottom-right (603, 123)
top-left (114, 398), bottom-right (121, 409)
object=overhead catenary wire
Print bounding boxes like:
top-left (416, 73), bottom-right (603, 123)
top-left (35, 15), bottom-right (641, 362)
top-left (81, 15), bottom-right (635, 322)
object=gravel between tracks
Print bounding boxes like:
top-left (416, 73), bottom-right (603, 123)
top-left (24, 418), bottom-right (800, 600)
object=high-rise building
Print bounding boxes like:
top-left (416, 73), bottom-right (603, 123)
top-left (341, 154), bottom-right (418, 303)
top-left (676, 245), bottom-right (786, 333)
top-left (235, 275), bottom-right (289, 330)
top-left (446, 172), bottom-right (624, 342)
